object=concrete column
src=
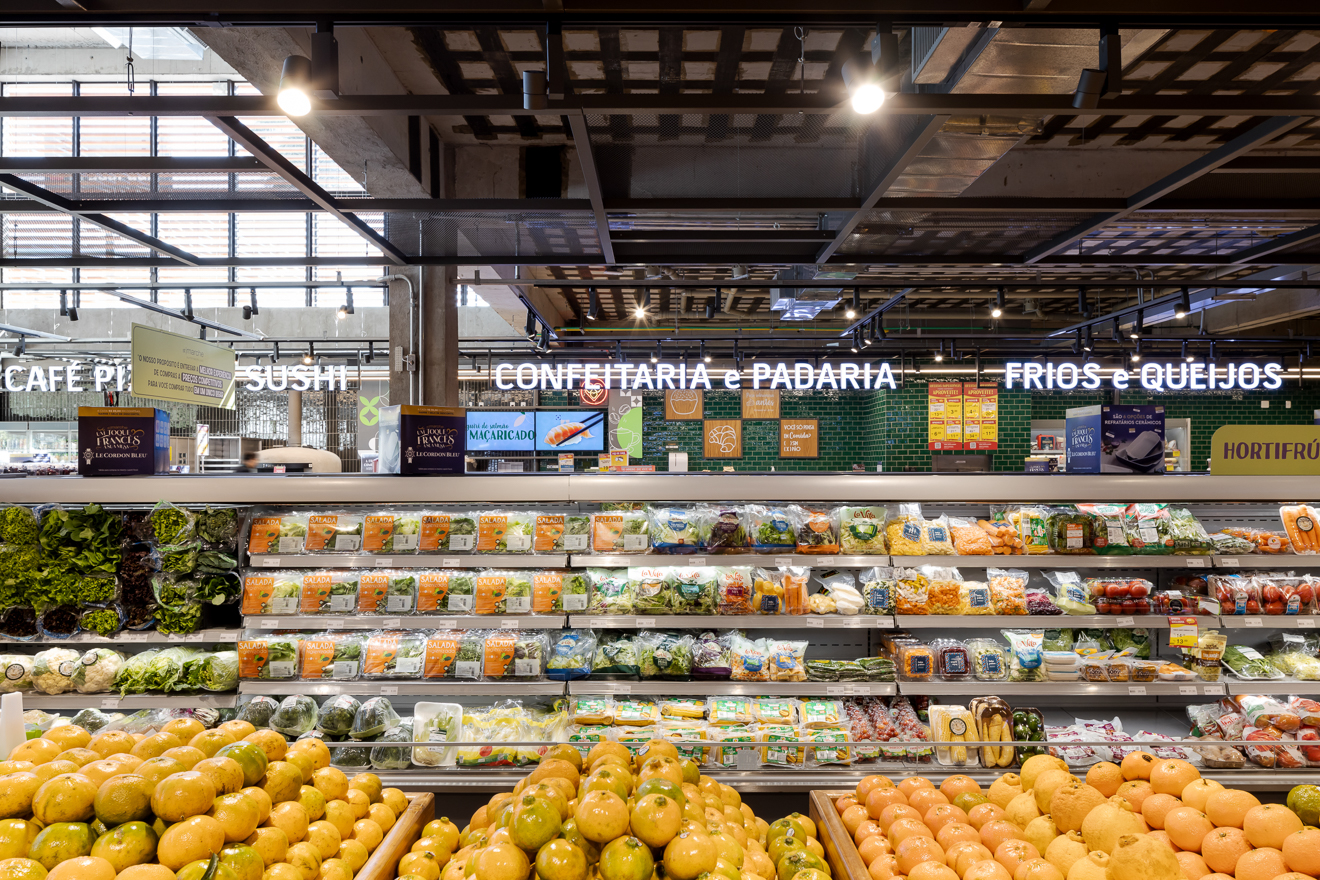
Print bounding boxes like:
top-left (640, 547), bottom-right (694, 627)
top-left (288, 391), bottom-right (303, 446)
top-left (419, 264), bottom-right (460, 406)
top-left (388, 273), bottom-right (416, 407)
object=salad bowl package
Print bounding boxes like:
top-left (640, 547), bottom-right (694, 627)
top-left (298, 570), bottom-right (358, 615)
top-left (840, 506), bottom-right (888, 554)
top-left (585, 569), bottom-right (634, 615)
top-left (241, 572), bottom-right (300, 616)
top-left (303, 513), bottom-right (365, 554)
top-left (792, 506), bottom-right (839, 554)
top-left (299, 631), bottom-right (365, 680)
top-left (706, 507), bottom-right (749, 554)
top-left (416, 570), bottom-right (474, 614)
top-left (362, 630), bottom-right (427, 679)
top-left (483, 630), bottom-right (549, 680)
top-left (412, 701), bottom-right (462, 767)
top-left (668, 566), bottom-right (717, 615)
top-left (747, 505), bottom-right (798, 554)
top-left (361, 512), bottom-right (420, 554)
top-left (237, 635), bottom-right (299, 680)
top-left (356, 571), bottom-right (416, 616)
top-left (419, 512), bottom-right (477, 553)
top-left (422, 629), bottom-right (483, 680)
top-left (649, 506), bottom-right (710, 554)
top-left (477, 512), bottom-right (534, 554)
top-left (532, 570), bottom-right (591, 614)
top-left (474, 570), bottom-right (534, 615)
top-left (246, 513), bottom-right (308, 555)
top-left (591, 509), bottom-right (650, 554)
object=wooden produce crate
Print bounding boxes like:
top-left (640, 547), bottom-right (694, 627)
top-left (357, 792), bottom-right (437, 880)
top-left (808, 791), bottom-right (869, 880)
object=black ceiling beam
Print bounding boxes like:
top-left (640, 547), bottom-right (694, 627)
top-left (9, 93), bottom-right (1320, 117)
top-left (1228, 222), bottom-right (1320, 263)
top-left (0, 157), bottom-right (268, 173)
top-left (0, 173), bottom-right (202, 266)
top-left (565, 112), bottom-right (615, 265)
top-left (818, 115), bottom-right (951, 263)
top-left (106, 290), bottom-right (262, 339)
top-left (839, 289), bottom-right (915, 336)
top-left (206, 115), bottom-right (410, 267)
top-left (1023, 115), bottom-right (1309, 264)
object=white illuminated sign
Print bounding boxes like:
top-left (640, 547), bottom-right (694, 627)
top-left (492, 361), bottom-right (899, 392)
top-left (241, 365), bottom-right (349, 392)
top-left (4, 362), bottom-right (129, 393)
top-left (1004, 361), bottom-right (1284, 392)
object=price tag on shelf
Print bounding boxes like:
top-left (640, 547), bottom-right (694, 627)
top-left (185, 632), bottom-right (206, 643)
top-left (1203, 684), bottom-right (1225, 696)
top-left (167, 634), bottom-right (185, 643)
top-left (611, 683), bottom-right (631, 695)
top-left (1221, 557), bottom-right (1241, 568)
top-left (259, 619), bottom-right (278, 629)
top-left (1128, 686), bottom-right (1147, 696)
top-left (442, 558), bottom-right (461, 568)
top-left (818, 557), bottom-right (836, 565)
top-left (1244, 617), bottom-right (1264, 627)
top-left (323, 619), bottom-right (345, 629)
top-left (588, 618), bottom-right (610, 628)
top-left (774, 557), bottom-right (794, 568)
top-left (375, 558), bottom-right (394, 567)
top-left (499, 619), bottom-right (520, 630)
top-left (826, 686), bottom-right (847, 696)
top-left (1168, 616), bottom-right (1199, 647)
top-left (121, 632), bottom-right (149, 642)
top-left (636, 618), bottom-right (656, 629)
top-left (1179, 686), bottom-right (1199, 696)
top-left (434, 619), bottom-right (457, 629)
top-left (383, 618), bottom-right (402, 629)
top-left (100, 698), bottom-right (120, 709)
top-left (690, 557), bottom-right (707, 566)
top-left (214, 631), bottom-right (237, 641)
top-left (1115, 616), bottom-right (1135, 627)
top-left (848, 685), bottom-right (871, 695)
top-left (261, 557), bottom-right (281, 567)
top-left (381, 686), bottom-right (399, 696)
top-left (1301, 618), bottom-right (1316, 629)
top-left (844, 617), bottom-right (865, 628)
top-left (1186, 558), bottom-right (1209, 568)
top-left (806, 618), bottom-right (824, 628)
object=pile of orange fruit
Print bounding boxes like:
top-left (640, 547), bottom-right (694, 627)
top-left (837, 751), bottom-right (1320, 880)
top-left (396, 740), bottom-right (826, 880)
top-left (0, 717), bottom-right (404, 880)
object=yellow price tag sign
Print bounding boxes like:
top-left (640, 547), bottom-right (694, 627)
top-left (1168, 615), bottom-right (1199, 648)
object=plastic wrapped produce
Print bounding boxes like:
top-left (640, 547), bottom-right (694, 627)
top-left (476, 511), bottom-right (533, 554)
top-left (474, 571), bottom-right (533, 615)
top-left (950, 517), bottom-right (993, 555)
top-left (300, 632), bottom-right (364, 681)
top-left (637, 631), bottom-right (694, 679)
top-left (821, 571), bottom-right (865, 615)
top-left (1126, 504), bottom-right (1174, 554)
top-left (416, 570), bottom-right (474, 614)
top-left (767, 639), bottom-right (807, 682)
top-left (533, 513), bottom-right (590, 554)
top-left (968, 639), bottom-right (1009, 681)
top-left (716, 566), bottom-right (754, 615)
top-left (585, 569), bottom-right (633, 615)
top-left (1048, 507), bottom-right (1094, 554)
top-left (1046, 570), bottom-right (1097, 615)
top-left (590, 509), bottom-right (649, 554)
top-left (303, 513), bottom-right (364, 553)
top-left (921, 515), bottom-right (955, 555)
top-left (706, 507), bottom-right (748, 554)
top-left (692, 630), bottom-right (735, 679)
top-left (371, 724), bottom-right (415, 770)
top-left (981, 512), bottom-right (1025, 555)
top-left (630, 566), bottom-right (672, 614)
top-left (483, 630), bottom-right (548, 680)
top-left (422, 630), bottom-right (483, 680)
top-left (298, 570), bottom-right (358, 615)
top-left (380, 512), bottom-right (421, 553)
top-left (648, 506), bottom-right (709, 554)
top-left (241, 571), bottom-right (300, 616)
top-left (418, 512), bottom-right (477, 553)
top-left (238, 635), bottom-right (299, 680)
top-left (32, 647), bottom-right (81, 695)
top-left (1078, 504), bottom-right (1134, 555)
top-left (1012, 506), bottom-right (1052, 555)
top-left (547, 630), bottom-right (596, 680)
top-left (270, 694), bottom-right (319, 737)
top-left (750, 568), bottom-right (786, 615)
top-left (1168, 507), bottom-right (1215, 555)
top-left (235, 695), bottom-right (279, 728)
top-left (793, 506), bottom-right (839, 554)
top-left (351, 697), bottom-right (400, 739)
top-left (669, 566), bottom-right (717, 615)
top-left (246, 513), bottom-right (307, 555)
top-left (988, 569), bottom-right (1029, 615)
top-left (412, 702), bottom-right (462, 767)
top-left (362, 631), bottom-right (427, 678)
top-left (316, 694), bottom-right (362, 736)
top-left (840, 506), bottom-right (887, 554)
top-left (1003, 630), bottom-right (1045, 682)
top-left (593, 634), bottom-right (640, 678)
top-left (922, 565), bottom-right (963, 615)
top-left (746, 505), bottom-right (797, 553)
top-left (895, 568), bottom-right (930, 615)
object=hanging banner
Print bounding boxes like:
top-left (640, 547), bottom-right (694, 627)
top-left (963, 383), bottom-right (999, 450)
top-left (1211, 425), bottom-right (1320, 475)
top-left (130, 324), bottom-right (236, 409)
top-left (927, 382), bottom-right (963, 450)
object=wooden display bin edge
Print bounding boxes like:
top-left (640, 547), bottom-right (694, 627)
top-left (808, 791), bottom-right (868, 880)
top-left (357, 792), bottom-right (436, 880)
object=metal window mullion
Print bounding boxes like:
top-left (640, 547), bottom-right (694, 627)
top-left (150, 80), bottom-right (159, 300)
top-left (306, 133), bottom-right (313, 307)
top-left (306, 212), bottom-right (313, 308)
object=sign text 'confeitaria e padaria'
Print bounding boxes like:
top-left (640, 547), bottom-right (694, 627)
top-left (493, 361), bottom-right (900, 391)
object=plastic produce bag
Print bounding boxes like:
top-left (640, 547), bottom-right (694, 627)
top-left (150, 501), bottom-right (196, 545)
top-left (593, 634), bottom-right (640, 677)
top-left (1281, 504), bottom-right (1320, 554)
top-left (840, 506), bottom-right (887, 554)
top-left (316, 694), bottom-right (362, 736)
top-left (532, 571), bottom-right (589, 614)
top-left (692, 630), bottom-right (735, 679)
top-left (716, 567), bottom-right (754, 615)
top-left (637, 631), bottom-right (694, 679)
top-left (1078, 504), bottom-right (1133, 555)
top-left (792, 506), bottom-right (839, 554)
top-left (950, 517), bottom-right (993, 555)
top-left (749, 568), bottom-right (786, 615)
top-left (1045, 570), bottom-right (1097, 615)
top-left (668, 566), bottom-right (717, 615)
top-left (767, 640), bottom-right (807, 682)
top-left (630, 566), bottom-right (672, 614)
top-left (351, 697), bottom-right (400, 739)
top-left (1002, 630), bottom-right (1045, 682)
top-left (746, 505), bottom-right (797, 553)
top-left (988, 569), bottom-right (1029, 615)
top-left (370, 723), bottom-right (414, 770)
top-left (417, 512), bottom-right (476, 554)
top-left (547, 630), bottom-right (596, 680)
top-left (921, 515), bottom-right (955, 555)
top-left (270, 695), bottom-right (319, 737)
top-left (822, 571), bottom-right (865, 615)
top-left (79, 603), bottom-right (124, 638)
top-left (706, 507), bottom-right (748, 553)
top-left (32, 647), bottom-right (81, 695)
top-left (235, 696), bottom-right (280, 728)
top-left (648, 506), bottom-right (709, 554)
top-left (0, 655), bottom-right (33, 694)
top-left (476, 511), bottom-right (534, 554)
top-left (412, 702), bottom-right (462, 767)
top-left (730, 635), bottom-right (769, 682)
top-left (585, 569), bottom-right (633, 615)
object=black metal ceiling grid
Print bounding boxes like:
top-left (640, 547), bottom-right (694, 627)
top-left (1031, 28), bottom-right (1320, 146)
top-left (1070, 221), bottom-right (1319, 257)
top-left (383, 210), bottom-right (602, 258)
top-left (14, 171), bottom-right (307, 200)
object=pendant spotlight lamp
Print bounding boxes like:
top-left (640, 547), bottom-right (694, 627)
top-left (991, 287), bottom-right (1005, 318)
top-left (1176, 287), bottom-right (1191, 319)
top-left (277, 27), bottom-right (339, 116)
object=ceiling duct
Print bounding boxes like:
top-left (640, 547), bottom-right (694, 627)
top-left (772, 265), bottom-right (853, 321)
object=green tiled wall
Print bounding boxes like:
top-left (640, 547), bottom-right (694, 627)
top-left (538, 375), bottom-right (1320, 472)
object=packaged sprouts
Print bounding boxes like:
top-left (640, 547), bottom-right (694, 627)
top-left (649, 506), bottom-right (709, 554)
top-left (747, 505), bottom-right (797, 553)
top-left (840, 506), bottom-right (888, 554)
top-left (477, 512), bottom-right (534, 554)
top-left (590, 509), bottom-right (650, 553)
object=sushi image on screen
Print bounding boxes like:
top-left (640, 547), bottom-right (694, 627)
top-left (534, 411), bottom-right (606, 451)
